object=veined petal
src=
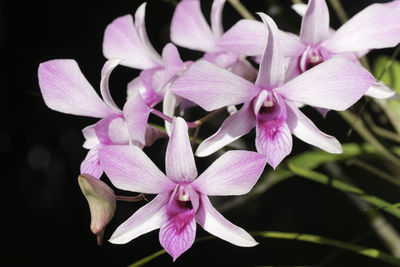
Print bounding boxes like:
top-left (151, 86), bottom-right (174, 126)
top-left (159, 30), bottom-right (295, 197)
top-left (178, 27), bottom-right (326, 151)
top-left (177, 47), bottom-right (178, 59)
top-left (300, 0), bottom-right (330, 45)
top-left (275, 57), bottom-right (375, 110)
top-left (292, 3), bottom-right (308, 16)
top-left (211, 0), bottom-right (226, 37)
top-left (100, 58), bottom-right (122, 112)
top-left (382, 0), bottom-right (400, 10)
top-left (217, 19), bottom-right (305, 57)
top-left (82, 124), bottom-right (100, 149)
top-left (170, 0), bottom-right (216, 52)
top-left (196, 102), bottom-right (256, 157)
top-left (228, 57), bottom-right (258, 82)
top-left (365, 81), bottom-right (396, 99)
top-left (99, 145), bottom-right (174, 194)
top-left (166, 117), bottom-right (198, 183)
top-left (163, 85), bottom-right (182, 136)
top-left (159, 210), bottom-right (196, 261)
top-left (94, 114), bottom-right (124, 145)
top-left (171, 60), bottom-right (259, 111)
top-left (127, 76), bottom-right (146, 99)
top-left (38, 59), bottom-right (116, 118)
top-left (196, 195), bottom-right (258, 247)
top-left (286, 101), bottom-right (343, 153)
top-left (255, 13), bottom-right (285, 89)
top-left (122, 90), bottom-right (151, 146)
top-left (106, 117), bottom-right (130, 145)
top-left (192, 150), bottom-right (267, 196)
top-left (109, 193), bottom-right (170, 244)
top-left (81, 148), bottom-right (103, 179)
top-left (144, 125), bottom-right (168, 147)
top-left (256, 116), bottom-right (292, 169)
top-left (103, 14), bottom-right (161, 69)
top-left (162, 43), bottom-right (185, 70)
top-left (322, 3), bottom-right (400, 54)
top-left (134, 3), bottom-right (162, 65)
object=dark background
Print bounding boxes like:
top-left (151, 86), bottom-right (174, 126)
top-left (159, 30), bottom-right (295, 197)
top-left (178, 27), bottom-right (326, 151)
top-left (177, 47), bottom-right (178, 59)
top-left (2, 0), bottom-right (400, 266)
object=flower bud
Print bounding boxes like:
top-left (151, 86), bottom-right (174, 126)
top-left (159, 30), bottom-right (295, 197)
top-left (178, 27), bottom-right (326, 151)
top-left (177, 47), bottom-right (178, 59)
top-left (78, 174), bottom-right (116, 245)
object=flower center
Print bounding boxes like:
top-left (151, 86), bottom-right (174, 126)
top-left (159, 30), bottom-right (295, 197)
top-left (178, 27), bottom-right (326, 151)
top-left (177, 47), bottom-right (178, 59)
top-left (298, 46), bottom-right (331, 72)
top-left (176, 185), bottom-right (190, 202)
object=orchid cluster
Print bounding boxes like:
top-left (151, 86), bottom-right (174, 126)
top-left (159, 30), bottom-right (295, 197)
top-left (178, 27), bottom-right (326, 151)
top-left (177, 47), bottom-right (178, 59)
top-left (38, 0), bottom-right (400, 262)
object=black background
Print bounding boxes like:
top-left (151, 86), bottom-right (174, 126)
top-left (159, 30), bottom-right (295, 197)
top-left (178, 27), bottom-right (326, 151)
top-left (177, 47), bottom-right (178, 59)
top-left (3, 0), bottom-right (400, 266)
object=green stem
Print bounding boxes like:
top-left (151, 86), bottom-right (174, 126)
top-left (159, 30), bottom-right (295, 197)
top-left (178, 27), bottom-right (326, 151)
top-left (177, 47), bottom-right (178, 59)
top-left (363, 112), bottom-right (400, 143)
top-left (288, 163), bottom-right (400, 220)
top-left (347, 158), bottom-right (400, 188)
top-left (252, 231), bottom-right (400, 266)
top-left (227, 0), bottom-right (256, 20)
top-left (328, 0), bottom-right (348, 23)
top-left (339, 110), bottom-right (400, 168)
top-left (129, 231), bottom-right (400, 267)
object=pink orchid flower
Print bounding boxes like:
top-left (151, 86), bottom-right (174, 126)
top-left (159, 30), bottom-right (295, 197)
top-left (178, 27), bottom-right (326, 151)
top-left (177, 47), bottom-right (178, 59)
top-left (103, 3), bottom-right (187, 105)
top-left (38, 58), bottom-right (158, 178)
top-left (171, 13), bottom-right (375, 168)
top-left (170, 0), bottom-right (257, 81)
top-left (99, 117), bottom-right (267, 260)
top-left (218, 0), bottom-right (400, 100)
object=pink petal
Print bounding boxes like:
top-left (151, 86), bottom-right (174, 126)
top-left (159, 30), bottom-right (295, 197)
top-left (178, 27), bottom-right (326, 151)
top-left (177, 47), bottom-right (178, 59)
top-left (109, 193), bottom-right (169, 244)
top-left (122, 90), bottom-right (151, 146)
top-left (38, 59), bottom-right (116, 118)
top-left (171, 60), bottom-right (259, 111)
top-left (228, 58), bottom-right (258, 82)
top-left (255, 13), bottom-right (285, 89)
top-left (139, 68), bottom-right (164, 107)
top-left (217, 19), bottom-right (305, 57)
top-left (93, 115), bottom-right (124, 145)
top-left (321, 3), bottom-right (400, 54)
top-left (100, 58), bottom-right (122, 112)
top-left (382, 0), bottom-right (400, 10)
top-left (292, 3), bottom-right (308, 16)
top-left (162, 43), bottom-right (185, 70)
top-left (81, 148), bottom-right (103, 179)
top-left (144, 125), bottom-right (168, 147)
top-left (275, 57), bottom-right (375, 110)
top-left (166, 117), bottom-right (198, 183)
top-left (170, 0), bottom-right (216, 52)
top-left (102, 13), bottom-right (161, 69)
top-left (365, 81), bottom-right (396, 99)
top-left (99, 145), bottom-right (175, 194)
top-left (211, 0), bottom-right (226, 37)
top-left (286, 101), bottom-right (343, 153)
top-left (159, 210), bottom-right (196, 261)
top-left (255, 114), bottom-right (292, 169)
top-left (196, 195), bottom-right (258, 247)
top-left (300, 0), bottom-right (330, 45)
top-left (163, 85), bottom-right (182, 136)
top-left (106, 117), bottom-right (131, 145)
top-left (192, 150), bottom-right (267, 196)
top-left (134, 3), bottom-right (162, 65)
top-left (82, 124), bottom-right (99, 149)
top-left (195, 102), bottom-right (256, 157)
top-left (127, 76), bottom-right (146, 99)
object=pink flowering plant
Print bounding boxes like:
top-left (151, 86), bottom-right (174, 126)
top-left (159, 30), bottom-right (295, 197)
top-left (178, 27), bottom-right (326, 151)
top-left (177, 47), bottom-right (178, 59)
top-left (37, 0), bottom-right (400, 265)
